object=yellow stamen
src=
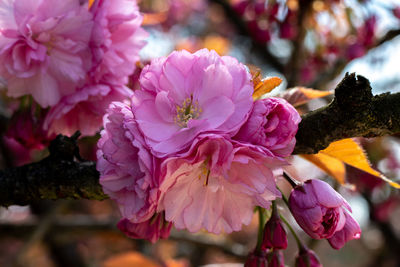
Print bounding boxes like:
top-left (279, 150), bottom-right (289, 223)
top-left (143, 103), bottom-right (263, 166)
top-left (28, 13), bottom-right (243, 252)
top-left (174, 96), bottom-right (202, 127)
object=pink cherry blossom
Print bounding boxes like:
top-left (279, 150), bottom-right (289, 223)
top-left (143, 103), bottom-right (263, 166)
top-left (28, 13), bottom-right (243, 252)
top-left (0, 0), bottom-right (93, 107)
top-left (289, 179), bottom-right (361, 245)
top-left (97, 102), bottom-right (158, 223)
top-left (235, 97), bottom-right (301, 157)
top-left (133, 49), bottom-right (254, 157)
top-left (117, 214), bottom-right (172, 243)
top-left (44, 84), bottom-right (131, 136)
top-left (158, 134), bottom-right (285, 234)
top-left (89, 0), bottom-right (148, 85)
top-left (44, 0), bottom-right (147, 136)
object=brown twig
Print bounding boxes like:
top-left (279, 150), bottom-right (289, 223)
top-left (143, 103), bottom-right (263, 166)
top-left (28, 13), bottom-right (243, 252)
top-left (286, 0), bottom-right (314, 87)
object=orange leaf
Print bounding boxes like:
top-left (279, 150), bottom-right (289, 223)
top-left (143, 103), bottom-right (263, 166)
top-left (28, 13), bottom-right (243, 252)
top-left (142, 12), bottom-right (168, 25)
top-left (103, 252), bottom-right (160, 267)
top-left (88, 0), bottom-right (95, 9)
top-left (301, 139), bottom-right (400, 188)
top-left (279, 87), bottom-right (332, 107)
top-left (253, 77), bottom-right (282, 100)
top-left (301, 153), bottom-right (346, 184)
top-left (249, 65), bottom-right (262, 88)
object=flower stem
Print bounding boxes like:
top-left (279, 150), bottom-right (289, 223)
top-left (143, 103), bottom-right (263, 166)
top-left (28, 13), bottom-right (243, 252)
top-left (277, 186), bottom-right (290, 207)
top-left (280, 214), bottom-right (303, 249)
top-left (256, 206), bottom-right (266, 252)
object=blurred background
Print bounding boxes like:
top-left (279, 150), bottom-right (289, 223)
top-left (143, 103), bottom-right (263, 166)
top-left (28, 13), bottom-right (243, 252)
top-left (0, 0), bottom-right (400, 266)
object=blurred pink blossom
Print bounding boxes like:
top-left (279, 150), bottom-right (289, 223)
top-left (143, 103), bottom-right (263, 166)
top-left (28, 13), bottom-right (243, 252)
top-left (4, 108), bottom-right (54, 166)
top-left (394, 7), bottom-right (400, 19)
top-left (44, 0), bottom-right (147, 136)
top-left (235, 97), bottom-right (300, 158)
top-left (133, 49), bottom-right (253, 157)
top-left (0, 0), bottom-right (93, 107)
top-left (158, 135), bottom-right (285, 234)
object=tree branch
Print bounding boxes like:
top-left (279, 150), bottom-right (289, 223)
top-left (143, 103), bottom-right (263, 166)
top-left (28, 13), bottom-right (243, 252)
top-left (0, 134), bottom-right (107, 207)
top-left (0, 74), bottom-right (399, 205)
top-left (293, 73), bottom-right (400, 154)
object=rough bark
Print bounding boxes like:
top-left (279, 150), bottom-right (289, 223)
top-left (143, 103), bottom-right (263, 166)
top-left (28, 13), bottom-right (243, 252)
top-left (0, 74), bottom-right (399, 206)
top-left (293, 73), bottom-right (400, 154)
top-left (0, 134), bottom-right (107, 207)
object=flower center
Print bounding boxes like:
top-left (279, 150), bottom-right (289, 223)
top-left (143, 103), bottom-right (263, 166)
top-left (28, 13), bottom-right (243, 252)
top-left (175, 96), bottom-right (202, 127)
top-left (322, 209), bottom-right (337, 236)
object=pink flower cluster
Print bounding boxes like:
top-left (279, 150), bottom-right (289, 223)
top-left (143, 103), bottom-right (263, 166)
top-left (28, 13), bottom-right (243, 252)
top-left (0, 0), bottom-right (147, 136)
top-left (97, 49), bottom-right (301, 242)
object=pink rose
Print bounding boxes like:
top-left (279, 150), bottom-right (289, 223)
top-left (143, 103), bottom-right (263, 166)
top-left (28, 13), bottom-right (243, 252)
top-left (133, 49), bottom-right (253, 157)
top-left (158, 134), bottom-right (285, 234)
top-left (117, 214), bottom-right (172, 243)
top-left (235, 97), bottom-right (301, 157)
top-left (97, 102), bottom-right (158, 223)
top-left (289, 179), bottom-right (361, 247)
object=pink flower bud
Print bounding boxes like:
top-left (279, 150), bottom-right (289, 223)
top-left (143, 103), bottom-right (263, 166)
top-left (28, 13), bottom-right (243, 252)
top-left (394, 7), bottom-right (400, 19)
top-left (233, 0), bottom-right (250, 16)
top-left (262, 211), bottom-right (288, 250)
top-left (117, 214), bottom-right (172, 244)
top-left (245, 251), bottom-right (267, 267)
top-left (266, 250), bottom-right (285, 267)
top-left (295, 247), bottom-right (322, 267)
top-left (245, 250), bottom-right (284, 267)
top-left (289, 179), bottom-right (361, 247)
top-left (235, 97), bottom-right (301, 157)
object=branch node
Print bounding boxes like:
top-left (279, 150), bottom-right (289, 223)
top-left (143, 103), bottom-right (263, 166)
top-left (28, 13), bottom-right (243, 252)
top-left (334, 73), bottom-right (373, 110)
